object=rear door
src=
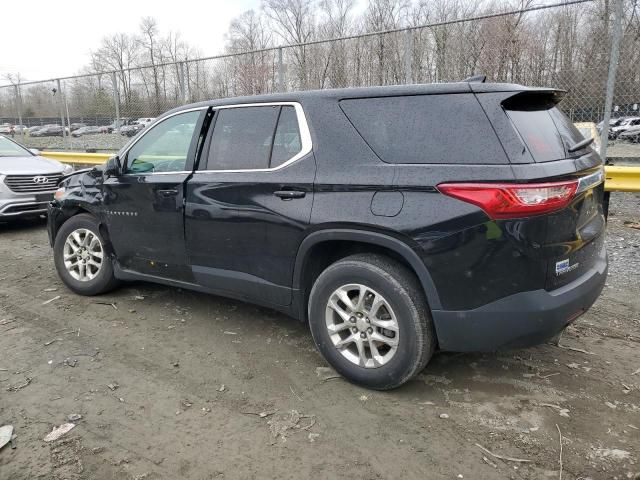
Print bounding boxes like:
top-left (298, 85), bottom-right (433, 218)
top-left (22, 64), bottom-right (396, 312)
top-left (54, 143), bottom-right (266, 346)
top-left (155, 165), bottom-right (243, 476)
top-left (184, 102), bottom-right (315, 306)
top-left (476, 90), bottom-right (606, 290)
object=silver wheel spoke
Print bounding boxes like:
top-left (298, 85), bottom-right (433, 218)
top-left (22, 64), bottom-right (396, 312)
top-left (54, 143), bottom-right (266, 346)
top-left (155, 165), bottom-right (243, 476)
top-left (335, 333), bottom-right (357, 349)
top-left (328, 299), bottom-right (352, 323)
top-left (370, 317), bottom-right (399, 332)
top-left (368, 338), bottom-right (383, 367)
top-left (355, 338), bottom-right (367, 366)
top-left (327, 321), bottom-right (352, 334)
top-left (371, 331), bottom-right (398, 348)
top-left (335, 289), bottom-right (356, 312)
top-left (354, 285), bottom-right (369, 311)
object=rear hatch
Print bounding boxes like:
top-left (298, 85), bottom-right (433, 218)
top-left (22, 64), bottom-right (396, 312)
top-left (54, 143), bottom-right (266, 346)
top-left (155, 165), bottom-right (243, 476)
top-left (475, 88), bottom-right (606, 290)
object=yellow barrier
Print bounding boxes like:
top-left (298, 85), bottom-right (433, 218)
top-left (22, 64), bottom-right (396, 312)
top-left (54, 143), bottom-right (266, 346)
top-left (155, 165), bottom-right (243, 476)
top-left (41, 151), bottom-right (111, 165)
top-left (40, 151), bottom-right (640, 193)
top-left (604, 166), bottom-right (640, 193)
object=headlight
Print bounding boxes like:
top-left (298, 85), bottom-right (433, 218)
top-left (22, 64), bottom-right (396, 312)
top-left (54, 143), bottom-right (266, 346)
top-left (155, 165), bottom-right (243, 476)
top-left (62, 165), bottom-right (74, 175)
top-left (54, 187), bottom-right (66, 201)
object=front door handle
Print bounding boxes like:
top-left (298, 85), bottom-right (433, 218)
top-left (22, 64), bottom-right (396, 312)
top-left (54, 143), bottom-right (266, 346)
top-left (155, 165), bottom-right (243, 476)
top-left (274, 190), bottom-right (306, 200)
top-left (158, 189), bottom-right (179, 197)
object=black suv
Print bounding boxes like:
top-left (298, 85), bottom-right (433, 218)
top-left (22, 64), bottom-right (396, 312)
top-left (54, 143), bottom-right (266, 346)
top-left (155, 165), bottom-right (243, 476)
top-left (48, 82), bottom-right (607, 389)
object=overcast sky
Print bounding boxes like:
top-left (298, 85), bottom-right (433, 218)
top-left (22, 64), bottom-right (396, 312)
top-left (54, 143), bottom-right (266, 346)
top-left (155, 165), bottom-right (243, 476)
top-left (1, 0), bottom-right (263, 82)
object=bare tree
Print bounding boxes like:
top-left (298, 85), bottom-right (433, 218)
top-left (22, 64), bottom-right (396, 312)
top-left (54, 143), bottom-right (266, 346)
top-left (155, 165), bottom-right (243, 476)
top-left (263, 0), bottom-right (316, 88)
top-left (138, 17), bottom-right (163, 114)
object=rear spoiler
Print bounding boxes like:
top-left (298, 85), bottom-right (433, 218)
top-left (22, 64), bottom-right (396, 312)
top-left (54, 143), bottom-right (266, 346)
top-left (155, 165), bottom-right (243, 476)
top-left (501, 89), bottom-right (566, 111)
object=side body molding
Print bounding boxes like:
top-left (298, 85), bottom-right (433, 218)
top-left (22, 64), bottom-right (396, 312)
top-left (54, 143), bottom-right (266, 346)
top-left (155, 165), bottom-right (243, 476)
top-left (292, 229), bottom-right (442, 310)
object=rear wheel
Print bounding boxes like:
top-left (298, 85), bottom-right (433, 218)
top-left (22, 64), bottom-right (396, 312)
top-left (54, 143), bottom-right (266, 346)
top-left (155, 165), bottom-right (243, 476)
top-left (53, 214), bottom-right (119, 295)
top-left (308, 253), bottom-right (436, 390)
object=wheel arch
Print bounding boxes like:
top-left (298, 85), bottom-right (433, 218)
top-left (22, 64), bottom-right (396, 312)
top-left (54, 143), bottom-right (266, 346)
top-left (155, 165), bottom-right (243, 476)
top-left (50, 205), bottom-right (112, 253)
top-left (292, 229), bottom-right (442, 320)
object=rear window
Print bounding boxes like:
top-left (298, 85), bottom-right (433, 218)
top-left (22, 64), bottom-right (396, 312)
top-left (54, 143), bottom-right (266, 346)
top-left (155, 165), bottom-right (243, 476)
top-left (505, 105), bottom-right (585, 162)
top-left (339, 94), bottom-right (506, 164)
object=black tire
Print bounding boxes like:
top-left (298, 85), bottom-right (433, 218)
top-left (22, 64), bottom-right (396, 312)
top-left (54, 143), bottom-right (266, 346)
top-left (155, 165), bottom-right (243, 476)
top-left (308, 253), bottom-right (436, 390)
top-left (53, 213), bottom-right (119, 295)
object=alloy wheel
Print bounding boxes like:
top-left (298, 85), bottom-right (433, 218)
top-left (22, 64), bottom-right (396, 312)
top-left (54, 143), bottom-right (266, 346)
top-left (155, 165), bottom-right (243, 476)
top-left (63, 228), bottom-right (104, 282)
top-left (325, 283), bottom-right (399, 368)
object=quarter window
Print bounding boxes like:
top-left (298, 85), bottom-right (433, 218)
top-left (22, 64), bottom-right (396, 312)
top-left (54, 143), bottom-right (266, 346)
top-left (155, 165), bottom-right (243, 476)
top-left (126, 111), bottom-right (200, 174)
top-left (270, 106), bottom-right (302, 168)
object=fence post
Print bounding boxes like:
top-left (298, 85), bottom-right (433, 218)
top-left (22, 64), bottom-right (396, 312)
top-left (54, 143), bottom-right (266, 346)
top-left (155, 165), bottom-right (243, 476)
top-left (277, 47), bottom-right (285, 92)
top-left (179, 62), bottom-right (188, 103)
top-left (600, 0), bottom-right (624, 161)
top-left (111, 72), bottom-right (121, 134)
top-left (404, 29), bottom-right (413, 85)
top-left (14, 85), bottom-right (23, 127)
top-left (55, 79), bottom-right (69, 147)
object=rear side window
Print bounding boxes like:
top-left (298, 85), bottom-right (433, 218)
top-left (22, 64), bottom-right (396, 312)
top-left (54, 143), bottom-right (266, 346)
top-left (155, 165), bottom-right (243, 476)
top-left (506, 106), bottom-right (585, 162)
top-left (206, 105), bottom-right (303, 170)
top-left (207, 106), bottom-right (280, 170)
top-left (339, 94), bottom-right (506, 164)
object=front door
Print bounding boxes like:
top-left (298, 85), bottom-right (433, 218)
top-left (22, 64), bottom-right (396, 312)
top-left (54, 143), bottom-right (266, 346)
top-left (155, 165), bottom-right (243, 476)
top-left (185, 103), bottom-right (315, 306)
top-left (103, 109), bottom-right (206, 280)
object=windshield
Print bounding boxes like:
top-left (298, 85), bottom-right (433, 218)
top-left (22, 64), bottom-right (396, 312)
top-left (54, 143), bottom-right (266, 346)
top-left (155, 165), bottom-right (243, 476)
top-left (0, 136), bottom-right (32, 157)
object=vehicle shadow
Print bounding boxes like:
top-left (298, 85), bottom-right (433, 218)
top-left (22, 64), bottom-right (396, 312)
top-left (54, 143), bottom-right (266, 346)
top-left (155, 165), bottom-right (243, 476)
top-left (0, 215), bottom-right (48, 232)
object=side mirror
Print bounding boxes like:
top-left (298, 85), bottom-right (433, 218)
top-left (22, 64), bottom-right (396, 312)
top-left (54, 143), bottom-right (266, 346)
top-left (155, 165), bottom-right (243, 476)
top-left (104, 155), bottom-right (122, 177)
top-left (30, 148), bottom-right (40, 155)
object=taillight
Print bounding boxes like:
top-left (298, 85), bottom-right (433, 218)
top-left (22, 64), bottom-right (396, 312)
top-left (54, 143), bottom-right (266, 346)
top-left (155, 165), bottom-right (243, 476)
top-left (437, 180), bottom-right (578, 219)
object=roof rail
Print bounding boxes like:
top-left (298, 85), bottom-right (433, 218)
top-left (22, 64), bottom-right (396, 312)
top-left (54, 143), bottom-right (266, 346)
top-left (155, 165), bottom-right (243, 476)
top-left (463, 75), bottom-right (487, 83)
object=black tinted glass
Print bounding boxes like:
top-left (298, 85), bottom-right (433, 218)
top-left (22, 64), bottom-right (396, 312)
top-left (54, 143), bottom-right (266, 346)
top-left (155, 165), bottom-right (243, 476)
top-left (340, 94), bottom-right (506, 164)
top-left (208, 106), bottom-right (280, 170)
top-left (270, 106), bottom-right (302, 168)
top-left (506, 106), bottom-right (586, 162)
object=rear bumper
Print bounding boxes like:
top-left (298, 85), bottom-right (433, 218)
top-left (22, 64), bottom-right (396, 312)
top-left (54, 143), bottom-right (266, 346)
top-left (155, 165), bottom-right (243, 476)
top-left (431, 249), bottom-right (607, 352)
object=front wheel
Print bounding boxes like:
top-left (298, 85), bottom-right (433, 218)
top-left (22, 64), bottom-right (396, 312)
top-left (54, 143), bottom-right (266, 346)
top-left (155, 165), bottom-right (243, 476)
top-left (53, 214), bottom-right (119, 295)
top-left (308, 253), bottom-right (436, 390)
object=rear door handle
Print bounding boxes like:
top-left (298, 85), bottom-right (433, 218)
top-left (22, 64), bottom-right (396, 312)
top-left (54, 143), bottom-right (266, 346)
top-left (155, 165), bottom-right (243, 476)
top-left (274, 190), bottom-right (306, 200)
top-left (158, 189), bottom-right (179, 197)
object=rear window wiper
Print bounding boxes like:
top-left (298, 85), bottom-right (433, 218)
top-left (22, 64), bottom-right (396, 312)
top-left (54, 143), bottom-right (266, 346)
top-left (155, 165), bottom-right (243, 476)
top-left (568, 136), bottom-right (594, 153)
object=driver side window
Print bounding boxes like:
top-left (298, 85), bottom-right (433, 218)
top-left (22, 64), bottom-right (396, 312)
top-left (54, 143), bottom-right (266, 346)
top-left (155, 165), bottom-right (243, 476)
top-left (126, 111), bottom-right (200, 174)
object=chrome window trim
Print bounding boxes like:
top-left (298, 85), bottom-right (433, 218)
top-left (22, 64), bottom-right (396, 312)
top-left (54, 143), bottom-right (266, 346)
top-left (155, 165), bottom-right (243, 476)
top-left (121, 101), bottom-right (312, 176)
top-left (199, 101), bottom-right (312, 174)
top-left (121, 106), bottom-right (208, 175)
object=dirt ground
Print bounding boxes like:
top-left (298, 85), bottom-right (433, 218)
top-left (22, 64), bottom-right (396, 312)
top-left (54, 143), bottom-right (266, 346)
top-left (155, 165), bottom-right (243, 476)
top-left (1, 193), bottom-right (639, 480)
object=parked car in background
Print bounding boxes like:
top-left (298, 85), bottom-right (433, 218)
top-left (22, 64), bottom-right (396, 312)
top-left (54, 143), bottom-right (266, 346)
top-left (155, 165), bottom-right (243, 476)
top-left (70, 123), bottom-right (87, 132)
top-left (0, 135), bottom-right (72, 219)
top-left (27, 126), bottom-right (44, 135)
top-left (609, 117), bottom-right (640, 139)
top-left (12, 125), bottom-right (29, 134)
top-left (618, 124), bottom-right (640, 143)
top-left (72, 126), bottom-right (102, 137)
top-left (31, 125), bottom-right (65, 137)
top-left (48, 82), bottom-right (607, 390)
top-left (574, 122), bottom-right (600, 152)
top-left (120, 123), bottom-right (144, 137)
top-left (136, 117), bottom-right (156, 127)
top-left (0, 124), bottom-right (12, 135)
top-left (597, 117), bottom-right (626, 133)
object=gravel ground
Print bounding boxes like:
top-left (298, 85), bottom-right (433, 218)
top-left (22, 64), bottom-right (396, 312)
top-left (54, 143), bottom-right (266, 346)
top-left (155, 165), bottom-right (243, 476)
top-left (0, 193), bottom-right (638, 480)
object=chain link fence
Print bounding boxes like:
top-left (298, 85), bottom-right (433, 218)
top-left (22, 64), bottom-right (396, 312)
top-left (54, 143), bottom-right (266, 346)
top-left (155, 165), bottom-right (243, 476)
top-left (0, 0), bottom-right (638, 160)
